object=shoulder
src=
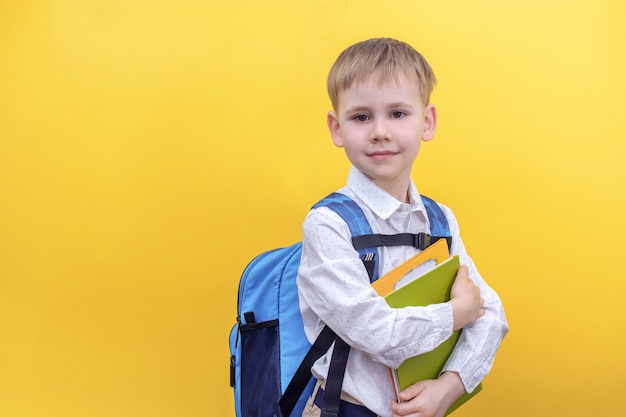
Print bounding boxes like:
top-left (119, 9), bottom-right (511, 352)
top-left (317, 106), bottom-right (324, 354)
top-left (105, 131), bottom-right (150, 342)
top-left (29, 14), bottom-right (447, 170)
top-left (302, 205), bottom-right (352, 241)
top-left (299, 203), bottom-right (364, 267)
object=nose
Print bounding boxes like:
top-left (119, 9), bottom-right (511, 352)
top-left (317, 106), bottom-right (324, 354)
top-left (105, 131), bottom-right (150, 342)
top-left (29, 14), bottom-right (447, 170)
top-left (370, 119), bottom-right (391, 142)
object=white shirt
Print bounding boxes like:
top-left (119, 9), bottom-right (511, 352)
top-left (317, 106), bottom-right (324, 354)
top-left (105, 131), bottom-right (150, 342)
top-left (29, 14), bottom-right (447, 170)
top-left (297, 167), bottom-right (508, 417)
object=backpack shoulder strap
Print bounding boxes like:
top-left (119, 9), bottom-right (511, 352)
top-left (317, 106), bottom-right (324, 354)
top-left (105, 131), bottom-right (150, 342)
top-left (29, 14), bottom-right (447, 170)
top-left (312, 192), bottom-right (381, 281)
top-left (420, 195), bottom-right (452, 250)
top-left (312, 192), bottom-right (374, 236)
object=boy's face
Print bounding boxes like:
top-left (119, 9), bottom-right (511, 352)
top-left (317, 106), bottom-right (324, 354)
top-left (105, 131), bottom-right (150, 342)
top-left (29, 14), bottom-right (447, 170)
top-left (327, 76), bottom-right (437, 200)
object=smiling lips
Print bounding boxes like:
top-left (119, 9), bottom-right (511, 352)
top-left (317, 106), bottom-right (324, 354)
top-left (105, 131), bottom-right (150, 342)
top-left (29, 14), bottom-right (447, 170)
top-left (368, 150), bottom-right (398, 160)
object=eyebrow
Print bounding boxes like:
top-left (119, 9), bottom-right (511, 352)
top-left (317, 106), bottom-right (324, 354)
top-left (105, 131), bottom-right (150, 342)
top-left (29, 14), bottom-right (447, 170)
top-left (344, 102), bottom-right (414, 113)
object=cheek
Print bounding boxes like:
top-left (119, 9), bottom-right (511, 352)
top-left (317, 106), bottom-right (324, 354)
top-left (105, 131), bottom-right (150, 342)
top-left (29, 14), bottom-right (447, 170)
top-left (395, 128), bottom-right (420, 147)
top-left (342, 142), bottom-right (360, 156)
top-left (340, 128), bottom-right (364, 147)
top-left (400, 123), bottom-right (424, 146)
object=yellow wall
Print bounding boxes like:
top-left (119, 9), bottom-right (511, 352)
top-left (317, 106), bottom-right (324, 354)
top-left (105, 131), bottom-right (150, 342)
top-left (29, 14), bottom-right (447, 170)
top-left (1, 1), bottom-right (625, 416)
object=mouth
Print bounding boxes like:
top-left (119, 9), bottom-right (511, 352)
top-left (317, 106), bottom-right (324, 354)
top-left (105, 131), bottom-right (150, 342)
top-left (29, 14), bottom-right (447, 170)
top-left (367, 150), bottom-right (398, 160)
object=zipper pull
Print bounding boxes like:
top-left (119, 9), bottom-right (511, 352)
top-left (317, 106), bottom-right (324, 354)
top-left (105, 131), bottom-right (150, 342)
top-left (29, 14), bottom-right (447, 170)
top-left (230, 355), bottom-right (236, 387)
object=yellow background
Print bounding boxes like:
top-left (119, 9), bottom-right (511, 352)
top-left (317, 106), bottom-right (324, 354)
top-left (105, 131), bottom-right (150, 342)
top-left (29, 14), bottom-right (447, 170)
top-left (1, 1), bottom-right (625, 416)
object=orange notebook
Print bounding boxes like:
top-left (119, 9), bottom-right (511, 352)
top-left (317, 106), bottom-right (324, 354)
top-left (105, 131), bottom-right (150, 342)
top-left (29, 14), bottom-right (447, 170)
top-left (372, 237), bottom-right (450, 296)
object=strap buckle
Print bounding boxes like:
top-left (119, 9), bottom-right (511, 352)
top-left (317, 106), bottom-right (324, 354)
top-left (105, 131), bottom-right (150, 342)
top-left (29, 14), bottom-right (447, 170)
top-left (415, 232), bottom-right (432, 250)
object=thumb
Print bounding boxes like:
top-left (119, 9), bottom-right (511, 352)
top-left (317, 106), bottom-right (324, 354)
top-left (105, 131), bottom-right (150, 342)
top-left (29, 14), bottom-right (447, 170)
top-left (398, 380), bottom-right (426, 402)
top-left (456, 265), bottom-right (469, 280)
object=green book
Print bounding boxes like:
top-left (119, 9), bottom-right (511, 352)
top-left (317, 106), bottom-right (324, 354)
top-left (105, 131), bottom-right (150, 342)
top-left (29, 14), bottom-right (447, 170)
top-left (384, 255), bottom-right (482, 415)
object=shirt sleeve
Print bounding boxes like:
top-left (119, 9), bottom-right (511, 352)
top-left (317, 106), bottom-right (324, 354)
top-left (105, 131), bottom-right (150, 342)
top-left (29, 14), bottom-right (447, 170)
top-left (297, 206), bottom-right (455, 369)
top-left (438, 204), bottom-right (509, 392)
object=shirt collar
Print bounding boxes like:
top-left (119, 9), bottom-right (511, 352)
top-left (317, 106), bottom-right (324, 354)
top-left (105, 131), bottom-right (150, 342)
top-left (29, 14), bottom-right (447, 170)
top-left (346, 167), bottom-right (430, 226)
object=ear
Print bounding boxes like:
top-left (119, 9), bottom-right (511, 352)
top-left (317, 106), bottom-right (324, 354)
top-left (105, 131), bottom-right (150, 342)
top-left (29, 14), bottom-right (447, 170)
top-left (421, 103), bottom-right (438, 142)
top-left (327, 111), bottom-right (344, 147)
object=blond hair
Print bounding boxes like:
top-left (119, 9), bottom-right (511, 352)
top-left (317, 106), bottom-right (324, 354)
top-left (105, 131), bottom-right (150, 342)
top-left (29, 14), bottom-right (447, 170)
top-left (327, 38), bottom-right (437, 109)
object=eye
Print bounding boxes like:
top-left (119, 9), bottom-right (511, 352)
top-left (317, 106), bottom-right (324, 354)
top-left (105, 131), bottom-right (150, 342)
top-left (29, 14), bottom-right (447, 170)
top-left (390, 111), bottom-right (405, 119)
top-left (353, 114), bottom-right (370, 122)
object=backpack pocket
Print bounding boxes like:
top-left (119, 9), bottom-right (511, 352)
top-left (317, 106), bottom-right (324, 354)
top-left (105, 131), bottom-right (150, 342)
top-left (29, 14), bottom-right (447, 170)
top-left (240, 318), bottom-right (281, 417)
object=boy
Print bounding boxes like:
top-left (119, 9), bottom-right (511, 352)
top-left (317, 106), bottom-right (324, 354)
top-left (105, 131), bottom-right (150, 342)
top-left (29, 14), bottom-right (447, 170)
top-left (296, 38), bottom-right (508, 417)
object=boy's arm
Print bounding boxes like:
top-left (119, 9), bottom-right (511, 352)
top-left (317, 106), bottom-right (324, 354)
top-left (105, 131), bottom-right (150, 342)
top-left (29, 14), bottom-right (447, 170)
top-left (437, 205), bottom-right (509, 393)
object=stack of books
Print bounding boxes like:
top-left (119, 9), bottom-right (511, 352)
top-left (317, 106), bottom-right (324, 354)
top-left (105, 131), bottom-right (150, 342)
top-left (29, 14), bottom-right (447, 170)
top-left (372, 238), bottom-right (482, 416)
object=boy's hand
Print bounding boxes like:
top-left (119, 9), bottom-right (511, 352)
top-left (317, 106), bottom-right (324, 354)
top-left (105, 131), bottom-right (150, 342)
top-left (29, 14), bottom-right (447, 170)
top-left (449, 265), bottom-right (484, 330)
top-left (390, 372), bottom-right (464, 417)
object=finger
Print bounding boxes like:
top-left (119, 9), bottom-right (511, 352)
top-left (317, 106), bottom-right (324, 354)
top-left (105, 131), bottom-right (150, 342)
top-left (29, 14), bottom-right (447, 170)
top-left (390, 400), bottom-right (406, 416)
top-left (392, 398), bottom-right (422, 417)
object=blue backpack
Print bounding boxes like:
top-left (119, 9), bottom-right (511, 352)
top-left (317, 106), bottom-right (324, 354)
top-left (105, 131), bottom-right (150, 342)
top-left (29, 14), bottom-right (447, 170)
top-left (229, 192), bottom-right (451, 417)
